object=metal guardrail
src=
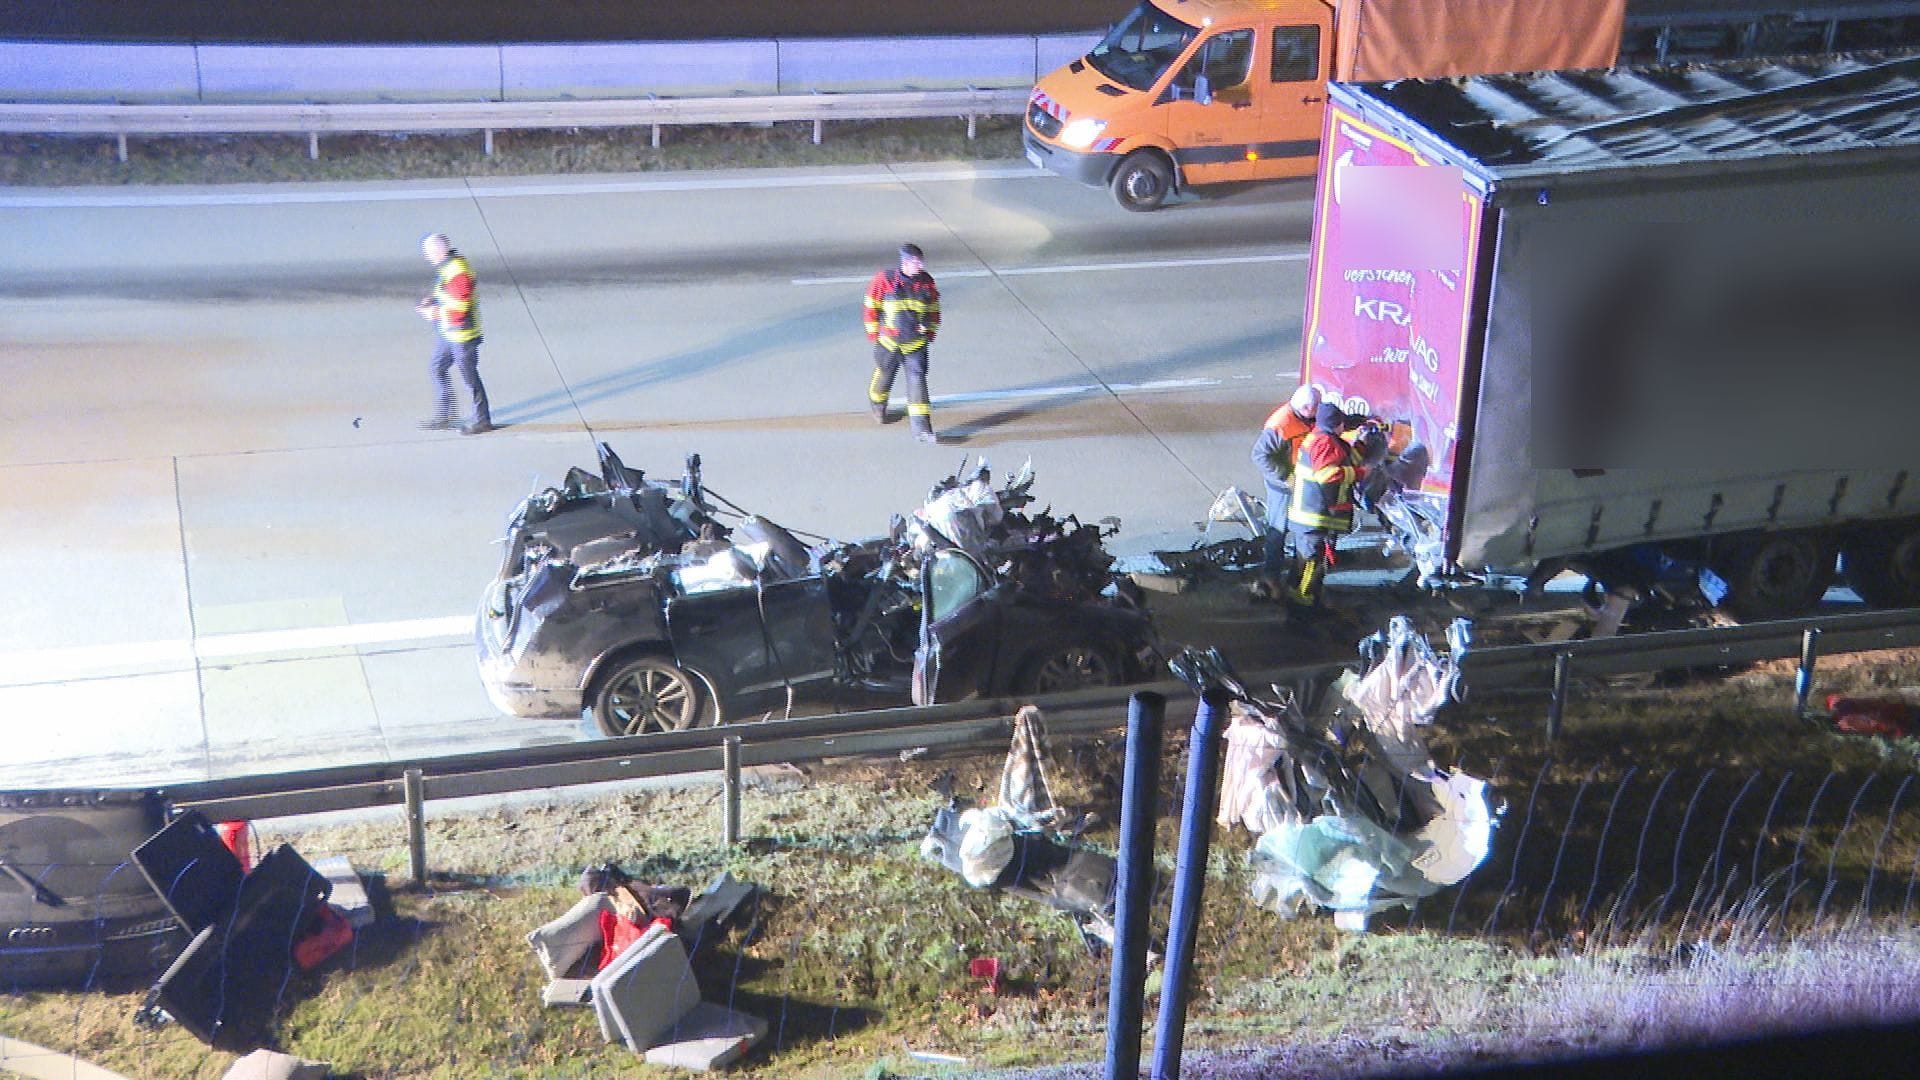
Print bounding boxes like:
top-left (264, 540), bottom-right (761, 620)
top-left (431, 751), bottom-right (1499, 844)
top-left (0, 86), bottom-right (1033, 162)
top-left (157, 605), bottom-right (1920, 829)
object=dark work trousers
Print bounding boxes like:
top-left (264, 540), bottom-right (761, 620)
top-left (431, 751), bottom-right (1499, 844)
top-left (1287, 525), bottom-right (1336, 607)
top-left (1260, 483), bottom-right (1293, 584)
top-left (429, 336), bottom-right (492, 428)
top-left (869, 342), bottom-right (933, 435)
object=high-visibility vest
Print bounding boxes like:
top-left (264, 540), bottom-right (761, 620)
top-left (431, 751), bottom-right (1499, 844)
top-left (1288, 430), bottom-right (1360, 532)
top-left (1255, 405), bottom-right (1315, 485)
top-left (864, 269), bottom-right (941, 352)
top-left (433, 253), bottom-right (481, 343)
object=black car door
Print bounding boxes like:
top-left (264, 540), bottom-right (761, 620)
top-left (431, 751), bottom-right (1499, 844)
top-left (911, 549), bottom-right (1007, 705)
top-left (667, 577), bottom-right (840, 718)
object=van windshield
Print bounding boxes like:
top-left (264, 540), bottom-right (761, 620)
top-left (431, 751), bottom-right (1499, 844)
top-left (1086, 3), bottom-right (1200, 92)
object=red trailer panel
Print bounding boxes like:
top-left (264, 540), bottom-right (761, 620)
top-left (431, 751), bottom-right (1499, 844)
top-left (1299, 101), bottom-right (1484, 498)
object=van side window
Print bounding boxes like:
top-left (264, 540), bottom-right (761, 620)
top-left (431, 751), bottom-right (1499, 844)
top-left (1201, 29), bottom-right (1255, 90)
top-left (1179, 28), bottom-right (1255, 93)
top-left (1272, 25), bottom-right (1321, 82)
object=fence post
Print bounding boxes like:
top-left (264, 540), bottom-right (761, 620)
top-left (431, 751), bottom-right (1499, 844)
top-left (1150, 688), bottom-right (1230, 1080)
top-left (1106, 691), bottom-right (1165, 1080)
top-left (1794, 627), bottom-right (1822, 717)
top-left (1546, 651), bottom-right (1572, 743)
top-left (722, 736), bottom-right (743, 846)
top-left (403, 767), bottom-right (428, 888)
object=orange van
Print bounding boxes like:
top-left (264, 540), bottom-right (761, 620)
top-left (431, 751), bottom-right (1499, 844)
top-left (1022, 0), bottom-right (1624, 210)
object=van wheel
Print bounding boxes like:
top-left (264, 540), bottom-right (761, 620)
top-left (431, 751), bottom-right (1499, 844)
top-left (1710, 532), bottom-right (1836, 621)
top-left (1016, 641), bottom-right (1120, 695)
top-left (585, 655), bottom-right (717, 737)
top-left (1110, 152), bottom-right (1173, 212)
top-left (1843, 523), bottom-right (1920, 608)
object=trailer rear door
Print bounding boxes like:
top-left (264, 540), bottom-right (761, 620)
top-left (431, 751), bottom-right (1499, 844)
top-left (1299, 98), bottom-right (1487, 505)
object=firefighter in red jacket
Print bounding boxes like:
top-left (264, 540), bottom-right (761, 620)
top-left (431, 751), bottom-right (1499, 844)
top-left (864, 242), bottom-right (942, 444)
top-left (1287, 403), bottom-right (1366, 610)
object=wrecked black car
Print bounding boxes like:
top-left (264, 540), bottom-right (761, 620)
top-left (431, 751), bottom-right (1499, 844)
top-left (477, 445), bottom-right (1160, 736)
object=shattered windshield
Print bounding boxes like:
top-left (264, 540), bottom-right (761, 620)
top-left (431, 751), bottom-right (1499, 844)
top-left (1086, 2), bottom-right (1200, 92)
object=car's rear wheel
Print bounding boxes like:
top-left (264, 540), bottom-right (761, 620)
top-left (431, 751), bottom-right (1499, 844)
top-left (1016, 641), bottom-right (1121, 695)
top-left (585, 655), bottom-right (716, 737)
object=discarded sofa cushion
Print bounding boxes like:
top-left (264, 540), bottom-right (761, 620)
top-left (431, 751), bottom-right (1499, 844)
top-left (591, 921), bottom-right (703, 1054)
top-left (542, 977), bottom-right (594, 1008)
top-left (527, 893), bottom-right (612, 981)
top-left (643, 1001), bottom-right (768, 1071)
top-left (222, 1048), bottom-right (331, 1080)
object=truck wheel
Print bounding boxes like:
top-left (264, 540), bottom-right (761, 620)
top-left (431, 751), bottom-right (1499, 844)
top-left (585, 655), bottom-right (717, 737)
top-left (1710, 532), bottom-right (1836, 621)
top-left (1843, 523), bottom-right (1920, 608)
top-left (1110, 152), bottom-right (1173, 212)
top-left (1016, 641), bottom-right (1120, 695)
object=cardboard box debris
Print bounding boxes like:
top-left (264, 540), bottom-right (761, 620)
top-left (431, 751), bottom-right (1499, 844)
top-left (591, 923), bottom-right (703, 1054)
top-left (309, 855), bottom-right (373, 930)
top-left (221, 1048), bottom-right (330, 1080)
top-left (643, 1001), bottom-right (769, 1071)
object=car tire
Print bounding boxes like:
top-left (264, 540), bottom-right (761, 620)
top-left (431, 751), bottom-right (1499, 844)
top-left (1109, 151), bottom-right (1174, 212)
top-left (1015, 640), bottom-right (1122, 695)
top-left (1710, 531), bottom-right (1836, 622)
top-left (585, 655), bottom-right (717, 737)
top-left (1843, 521), bottom-right (1920, 608)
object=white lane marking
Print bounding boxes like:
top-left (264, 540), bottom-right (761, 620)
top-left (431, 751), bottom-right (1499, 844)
top-left (0, 615), bottom-right (472, 688)
top-left (935, 376), bottom-right (1220, 405)
top-left (793, 250), bottom-right (1308, 286)
top-left (0, 164), bottom-right (1051, 209)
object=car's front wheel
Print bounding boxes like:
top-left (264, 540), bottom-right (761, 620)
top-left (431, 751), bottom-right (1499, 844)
top-left (585, 655), bottom-right (716, 737)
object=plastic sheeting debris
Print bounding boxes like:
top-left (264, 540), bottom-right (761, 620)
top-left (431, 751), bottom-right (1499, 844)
top-left (1182, 620), bottom-right (1492, 930)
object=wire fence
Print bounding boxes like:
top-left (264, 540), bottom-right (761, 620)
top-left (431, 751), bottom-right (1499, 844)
top-left (6, 728), bottom-right (1920, 1077)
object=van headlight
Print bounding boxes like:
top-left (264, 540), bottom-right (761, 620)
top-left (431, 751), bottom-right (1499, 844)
top-left (1059, 118), bottom-right (1108, 150)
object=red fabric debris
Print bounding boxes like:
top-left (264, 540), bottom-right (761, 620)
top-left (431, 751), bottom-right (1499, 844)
top-left (598, 908), bottom-right (648, 971)
top-left (293, 905), bottom-right (354, 970)
top-left (1827, 694), bottom-right (1918, 739)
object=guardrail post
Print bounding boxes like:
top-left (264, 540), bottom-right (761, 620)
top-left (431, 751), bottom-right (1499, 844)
top-left (722, 736), bottom-right (743, 846)
top-left (1106, 691), bottom-right (1165, 1080)
top-left (812, 90), bottom-right (824, 145)
top-left (1794, 627), bottom-right (1822, 717)
top-left (1151, 687), bottom-right (1230, 1080)
top-left (1546, 651), bottom-right (1572, 743)
top-left (308, 131), bottom-right (319, 160)
top-left (403, 767), bottom-right (428, 888)
top-left (115, 133), bottom-right (128, 164)
top-left (483, 127), bottom-right (494, 156)
top-left (649, 93), bottom-right (662, 149)
top-left (966, 85), bottom-right (979, 140)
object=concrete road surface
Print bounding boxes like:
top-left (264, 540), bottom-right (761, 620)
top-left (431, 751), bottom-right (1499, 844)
top-left (0, 162), bottom-right (1317, 788)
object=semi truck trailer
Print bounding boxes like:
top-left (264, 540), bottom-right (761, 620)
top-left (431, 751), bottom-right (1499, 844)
top-left (1298, 49), bottom-right (1920, 620)
top-left (1023, 0), bottom-right (1920, 210)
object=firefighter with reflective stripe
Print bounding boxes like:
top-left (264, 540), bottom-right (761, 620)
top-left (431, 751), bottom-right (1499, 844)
top-left (415, 232), bottom-right (493, 435)
top-left (1286, 403), bottom-right (1364, 609)
top-left (1250, 384), bottom-right (1321, 600)
top-left (864, 242), bottom-right (942, 444)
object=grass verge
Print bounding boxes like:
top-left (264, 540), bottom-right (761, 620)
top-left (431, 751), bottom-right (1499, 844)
top-left (0, 118), bottom-right (1028, 187)
top-left (5, 650), bottom-right (1919, 1077)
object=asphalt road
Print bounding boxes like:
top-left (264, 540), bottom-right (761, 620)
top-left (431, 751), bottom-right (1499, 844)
top-left (0, 163), bottom-right (1320, 789)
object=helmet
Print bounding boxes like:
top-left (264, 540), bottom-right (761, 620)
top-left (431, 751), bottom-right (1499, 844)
top-left (1289, 384), bottom-right (1321, 417)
